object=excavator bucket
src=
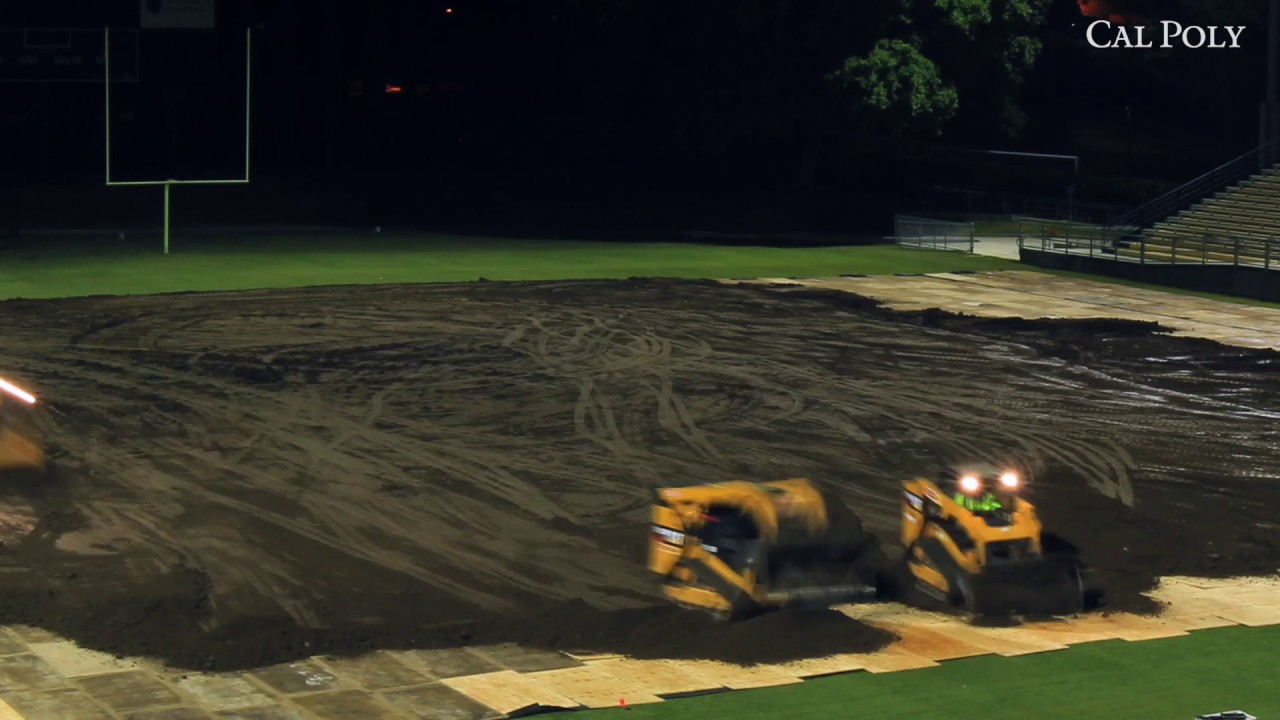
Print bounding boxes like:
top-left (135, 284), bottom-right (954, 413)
top-left (963, 555), bottom-right (1086, 617)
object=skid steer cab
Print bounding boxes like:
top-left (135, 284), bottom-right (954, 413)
top-left (0, 376), bottom-right (45, 472)
top-left (647, 478), bottom-right (885, 620)
top-left (901, 467), bottom-right (1089, 617)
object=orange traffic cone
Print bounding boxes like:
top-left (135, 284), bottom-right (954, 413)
top-left (619, 696), bottom-right (629, 710)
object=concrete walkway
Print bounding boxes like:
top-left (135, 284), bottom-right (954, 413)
top-left (897, 235), bottom-right (1022, 260)
top-left (970, 235), bottom-right (1021, 259)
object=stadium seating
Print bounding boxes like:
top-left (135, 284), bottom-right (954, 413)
top-left (1113, 164), bottom-right (1280, 266)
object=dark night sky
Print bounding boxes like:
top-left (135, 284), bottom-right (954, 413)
top-left (1, 1), bottom-right (594, 176)
top-left (0, 0), bottom-right (1272, 228)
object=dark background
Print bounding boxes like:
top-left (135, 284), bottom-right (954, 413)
top-left (0, 0), bottom-right (1271, 236)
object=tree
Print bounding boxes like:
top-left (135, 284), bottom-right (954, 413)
top-left (829, 0), bottom-right (1053, 141)
top-left (549, 0), bottom-right (1054, 186)
top-left (828, 39), bottom-right (959, 138)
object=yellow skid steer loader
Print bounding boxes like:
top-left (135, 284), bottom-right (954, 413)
top-left (647, 478), bottom-right (887, 619)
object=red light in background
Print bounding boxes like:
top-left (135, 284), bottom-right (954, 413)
top-left (445, 7), bottom-right (454, 13)
top-left (384, 84), bottom-right (402, 94)
top-left (1076, 0), bottom-right (1137, 23)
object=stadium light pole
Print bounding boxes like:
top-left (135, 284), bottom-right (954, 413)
top-left (105, 27), bottom-right (253, 254)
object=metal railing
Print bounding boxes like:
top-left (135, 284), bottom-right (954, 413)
top-left (908, 188), bottom-right (1127, 225)
top-left (1009, 217), bottom-right (1109, 240)
top-left (1107, 141), bottom-right (1279, 232)
top-left (894, 215), bottom-right (974, 252)
top-left (1019, 231), bottom-right (1279, 271)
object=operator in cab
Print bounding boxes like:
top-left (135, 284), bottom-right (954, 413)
top-left (940, 465), bottom-right (1021, 513)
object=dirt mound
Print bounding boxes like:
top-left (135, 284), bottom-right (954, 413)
top-left (0, 277), bottom-right (1279, 671)
top-left (0, 563), bottom-right (215, 660)
top-left (1031, 463), bottom-right (1280, 615)
top-left (0, 539), bottom-right (891, 671)
top-left (482, 599), bottom-right (895, 664)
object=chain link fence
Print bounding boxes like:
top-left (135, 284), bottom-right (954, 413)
top-left (894, 215), bottom-right (975, 252)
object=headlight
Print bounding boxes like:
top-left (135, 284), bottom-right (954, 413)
top-left (0, 377), bottom-right (36, 405)
top-left (999, 472), bottom-right (1019, 488)
top-left (959, 475), bottom-right (981, 493)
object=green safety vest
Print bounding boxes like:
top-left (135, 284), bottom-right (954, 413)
top-left (954, 492), bottom-right (1002, 512)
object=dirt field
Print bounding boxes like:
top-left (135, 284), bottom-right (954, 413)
top-left (1, 278), bottom-right (1278, 671)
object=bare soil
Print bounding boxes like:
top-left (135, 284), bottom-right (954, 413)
top-left (0, 278), bottom-right (1278, 671)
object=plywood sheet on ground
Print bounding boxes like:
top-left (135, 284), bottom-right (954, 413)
top-left (1150, 584), bottom-right (1230, 610)
top-left (1199, 603), bottom-right (1280, 627)
top-left (1091, 614), bottom-right (1192, 641)
top-left (1024, 614), bottom-right (1187, 643)
top-left (1160, 598), bottom-right (1249, 619)
top-left (524, 664), bottom-right (664, 709)
top-left (1152, 613), bottom-right (1239, 631)
top-left (381, 683), bottom-right (507, 720)
top-left (1170, 576), bottom-right (1262, 591)
top-left (24, 641), bottom-right (146, 678)
top-left (866, 623), bottom-right (994, 661)
top-left (173, 673), bottom-right (278, 712)
top-left (775, 654), bottom-right (869, 679)
top-left (834, 604), bottom-right (953, 626)
top-left (1154, 576), bottom-right (1277, 598)
top-left (387, 648), bottom-right (502, 679)
top-left (937, 273), bottom-right (1280, 346)
top-left (839, 603), bottom-right (1105, 656)
top-left (1200, 582), bottom-right (1280, 600)
top-left (855, 646), bottom-right (941, 674)
top-left (664, 660), bottom-right (805, 690)
top-left (926, 622), bottom-right (1070, 657)
top-left (1157, 579), bottom-right (1280, 626)
top-left (465, 644), bottom-right (583, 673)
top-left (736, 272), bottom-right (1280, 350)
top-left (1014, 619), bottom-right (1120, 646)
top-left (440, 670), bottom-right (580, 715)
top-left (3, 566), bottom-right (1280, 717)
top-left (588, 659), bottom-right (724, 696)
top-left (565, 652), bottom-right (626, 662)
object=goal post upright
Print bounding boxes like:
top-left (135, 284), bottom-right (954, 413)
top-left (244, 26), bottom-right (252, 183)
top-left (104, 26), bottom-right (253, 254)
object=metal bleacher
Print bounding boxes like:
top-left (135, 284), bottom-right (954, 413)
top-left (1113, 165), bottom-right (1280, 266)
top-left (1103, 144), bottom-right (1280, 269)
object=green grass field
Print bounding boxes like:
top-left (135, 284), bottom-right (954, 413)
top-left (0, 233), bottom-right (1018, 300)
top-left (569, 625), bottom-right (1279, 720)
top-left (3, 231), bottom-right (1275, 310)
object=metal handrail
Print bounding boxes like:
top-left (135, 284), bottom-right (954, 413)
top-left (895, 214), bottom-right (971, 228)
top-left (1020, 231), bottom-right (1278, 271)
top-left (1107, 141), bottom-right (1279, 231)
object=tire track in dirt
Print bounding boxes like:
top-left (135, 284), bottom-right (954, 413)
top-left (36, 333), bottom-right (660, 614)
top-left (1, 278), bottom-right (1279, 669)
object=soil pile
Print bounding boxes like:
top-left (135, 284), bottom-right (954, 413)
top-left (0, 278), bottom-right (1277, 670)
top-left (483, 599), bottom-right (895, 664)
